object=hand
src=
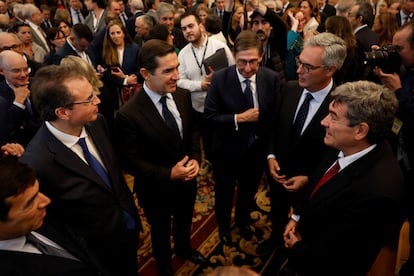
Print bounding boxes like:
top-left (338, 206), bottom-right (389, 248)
top-left (13, 85), bottom-right (30, 104)
top-left (288, 11), bottom-right (299, 32)
top-left (184, 159), bottom-right (200, 181)
top-left (201, 69), bottom-right (214, 90)
top-left (283, 175), bottom-right (309, 192)
top-left (237, 108), bottom-right (259, 123)
top-left (283, 218), bottom-right (300, 248)
top-left (268, 158), bottom-right (287, 183)
top-left (1, 143), bottom-right (24, 157)
top-left (373, 66), bottom-right (402, 91)
top-left (170, 156), bottom-right (197, 181)
top-left (126, 74), bottom-right (138, 85)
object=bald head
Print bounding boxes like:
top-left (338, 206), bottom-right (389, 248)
top-left (0, 50), bottom-right (30, 87)
top-left (0, 33), bottom-right (24, 55)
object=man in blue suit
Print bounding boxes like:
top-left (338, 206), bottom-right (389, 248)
top-left (204, 30), bottom-right (280, 245)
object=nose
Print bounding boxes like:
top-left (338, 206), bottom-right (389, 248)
top-left (321, 114), bottom-right (329, 127)
top-left (39, 192), bottom-right (51, 207)
top-left (92, 94), bottom-right (101, 105)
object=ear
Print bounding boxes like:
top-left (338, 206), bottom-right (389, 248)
top-left (325, 65), bottom-right (338, 77)
top-left (140, 68), bottom-right (150, 81)
top-left (355, 122), bottom-right (369, 141)
top-left (0, 69), bottom-right (3, 76)
top-left (55, 107), bottom-right (70, 120)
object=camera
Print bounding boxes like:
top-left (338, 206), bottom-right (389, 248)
top-left (363, 45), bottom-right (401, 74)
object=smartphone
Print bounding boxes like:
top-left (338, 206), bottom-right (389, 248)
top-left (111, 66), bottom-right (120, 72)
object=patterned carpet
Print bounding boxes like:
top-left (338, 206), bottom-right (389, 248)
top-left (125, 164), bottom-right (286, 275)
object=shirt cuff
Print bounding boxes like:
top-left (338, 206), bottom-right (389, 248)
top-left (291, 214), bottom-right (300, 222)
top-left (234, 114), bottom-right (239, 131)
top-left (267, 154), bottom-right (276, 160)
top-left (13, 101), bottom-right (25, 109)
top-left (123, 77), bottom-right (128, 86)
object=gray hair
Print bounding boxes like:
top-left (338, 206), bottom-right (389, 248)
top-left (331, 81), bottom-right (398, 144)
top-left (304, 32), bottom-right (347, 70)
top-left (21, 4), bottom-right (39, 20)
top-left (157, 2), bottom-right (175, 16)
top-left (130, 0), bottom-right (144, 10)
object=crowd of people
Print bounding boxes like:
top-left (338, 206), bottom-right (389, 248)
top-left (0, 0), bottom-right (414, 275)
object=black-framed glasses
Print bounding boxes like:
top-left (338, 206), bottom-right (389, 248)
top-left (236, 59), bottom-right (259, 67)
top-left (65, 92), bottom-right (96, 107)
top-left (295, 57), bottom-right (325, 73)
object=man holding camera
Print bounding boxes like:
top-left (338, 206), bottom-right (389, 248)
top-left (374, 20), bottom-right (414, 276)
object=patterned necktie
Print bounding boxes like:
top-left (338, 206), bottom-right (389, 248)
top-left (292, 93), bottom-right (313, 138)
top-left (26, 232), bottom-right (79, 261)
top-left (310, 160), bottom-right (340, 198)
top-left (244, 79), bottom-right (254, 108)
top-left (160, 96), bottom-right (181, 145)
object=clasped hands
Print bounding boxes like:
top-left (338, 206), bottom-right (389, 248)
top-left (268, 158), bottom-right (309, 192)
top-left (171, 155), bottom-right (199, 182)
top-left (283, 218), bottom-right (301, 248)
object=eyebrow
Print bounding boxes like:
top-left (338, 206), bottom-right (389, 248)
top-left (23, 190), bottom-right (38, 209)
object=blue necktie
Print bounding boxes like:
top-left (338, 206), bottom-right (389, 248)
top-left (160, 96), bottom-right (181, 145)
top-left (78, 137), bottom-right (135, 229)
top-left (25, 99), bottom-right (33, 116)
top-left (244, 79), bottom-right (254, 108)
top-left (292, 93), bottom-right (313, 138)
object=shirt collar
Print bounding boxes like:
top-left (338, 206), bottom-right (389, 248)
top-left (236, 67), bottom-right (256, 85)
top-left (354, 24), bottom-right (367, 34)
top-left (45, 121), bottom-right (88, 148)
top-left (303, 78), bottom-right (333, 103)
top-left (0, 236), bottom-right (25, 251)
top-left (143, 82), bottom-right (173, 106)
top-left (337, 144), bottom-right (376, 170)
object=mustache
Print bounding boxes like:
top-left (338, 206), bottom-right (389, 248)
top-left (256, 30), bottom-right (265, 35)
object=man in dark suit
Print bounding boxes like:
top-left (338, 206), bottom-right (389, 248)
top-left (283, 81), bottom-right (406, 275)
top-left (257, 32), bottom-right (347, 254)
top-left (115, 39), bottom-right (205, 276)
top-left (0, 157), bottom-right (110, 276)
top-left (126, 0), bottom-right (145, 39)
top-left (20, 65), bottom-right (141, 276)
top-left (0, 50), bottom-right (41, 147)
top-left (22, 4), bottom-right (50, 54)
top-left (204, 30), bottom-right (280, 245)
top-left (53, 23), bottom-right (98, 67)
top-left (68, 0), bottom-right (88, 25)
top-left (373, 21), bottom-right (414, 276)
top-left (39, 5), bottom-right (55, 31)
top-left (317, 0), bottom-right (336, 32)
top-left (396, 0), bottom-right (414, 27)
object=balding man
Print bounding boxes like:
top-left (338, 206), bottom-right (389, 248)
top-left (126, 0), bottom-right (145, 38)
top-left (134, 14), bottom-right (154, 46)
top-left (21, 4), bottom-right (50, 53)
top-left (0, 50), bottom-right (41, 146)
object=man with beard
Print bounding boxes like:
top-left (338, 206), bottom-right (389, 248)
top-left (178, 12), bottom-right (234, 165)
top-left (249, 0), bottom-right (287, 86)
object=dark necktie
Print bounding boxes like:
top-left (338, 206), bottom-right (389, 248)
top-left (25, 99), bottom-right (33, 116)
top-left (160, 95), bottom-right (181, 145)
top-left (76, 10), bottom-right (83, 24)
top-left (78, 137), bottom-right (111, 188)
top-left (244, 79), bottom-right (254, 108)
top-left (78, 137), bottom-right (136, 229)
top-left (26, 232), bottom-right (79, 261)
top-left (310, 160), bottom-right (340, 198)
top-left (119, 14), bottom-right (126, 26)
top-left (292, 93), bottom-right (313, 138)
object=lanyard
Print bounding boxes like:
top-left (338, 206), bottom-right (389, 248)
top-left (191, 38), bottom-right (209, 75)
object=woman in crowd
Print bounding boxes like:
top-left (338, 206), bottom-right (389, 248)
top-left (298, 0), bottom-right (319, 34)
top-left (372, 12), bottom-right (399, 46)
top-left (44, 28), bottom-right (66, 64)
top-left (196, 4), bottom-right (209, 25)
top-left (101, 20), bottom-right (140, 106)
top-left (325, 15), bottom-right (358, 84)
top-left (11, 21), bottom-right (46, 63)
top-left (283, 7), bottom-right (304, 80)
top-left (56, 19), bottom-right (72, 37)
top-left (54, 8), bottom-right (72, 25)
top-left (222, 0), bottom-right (244, 48)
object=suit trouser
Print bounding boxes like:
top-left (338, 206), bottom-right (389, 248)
top-left (137, 179), bottom-right (197, 266)
top-left (213, 143), bottom-right (265, 231)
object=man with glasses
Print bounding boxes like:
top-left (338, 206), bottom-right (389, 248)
top-left (204, 30), bottom-right (280, 245)
top-left (258, 32), bottom-right (346, 254)
top-left (0, 50), bottom-right (41, 147)
top-left (20, 65), bottom-right (141, 276)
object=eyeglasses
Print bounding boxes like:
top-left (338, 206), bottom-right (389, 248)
top-left (236, 59), bottom-right (259, 67)
top-left (295, 57), bottom-right (325, 73)
top-left (6, 67), bottom-right (31, 74)
top-left (0, 44), bottom-right (22, 51)
top-left (65, 92), bottom-right (97, 107)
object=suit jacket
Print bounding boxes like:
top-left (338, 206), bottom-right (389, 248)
top-left (40, 18), bottom-right (55, 31)
top-left (289, 142), bottom-right (406, 275)
top-left (115, 88), bottom-right (200, 195)
top-left (266, 81), bottom-right (333, 178)
top-left (29, 25), bottom-right (49, 53)
top-left (126, 11), bottom-right (144, 39)
top-left (0, 81), bottom-right (41, 146)
top-left (53, 41), bottom-right (98, 67)
top-left (204, 65), bottom-right (280, 162)
top-left (19, 114), bottom-right (141, 275)
top-left (317, 3), bottom-right (336, 32)
top-left (355, 26), bottom-right (380, 53)
top-left (85, 10), bottom-right (107, 34)
top-left (0, 218), bottom-right (110, 276)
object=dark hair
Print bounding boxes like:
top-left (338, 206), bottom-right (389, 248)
top-left (180, 11), bottom-right (201, 25)
top-left (357, 2), bottom-right (375, 27)
top-left (146, 23), bottom-right (170, 41)
top-left (31, 65), bottom-right (85, 121)
top-left (93, 0), bottom-right (107, 9)
top-left (400, 20), bottom-right (414, 49)
top-left (139, 39), bottom-right (175, 74)
top-left (72, 23), bottom-right (93, 42)
top-left (233, 30), bottom-right (263, 56)
top-left (205, 14), bottom-right (222, 34)
top-left (46, 27), bottom-right (66, 42)
top-left (0, 156), bottom-right (37, 221)
top-left (10, 21), bottom-right (30, 33)
top-left (56, 18), bottom-right (73, 29)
